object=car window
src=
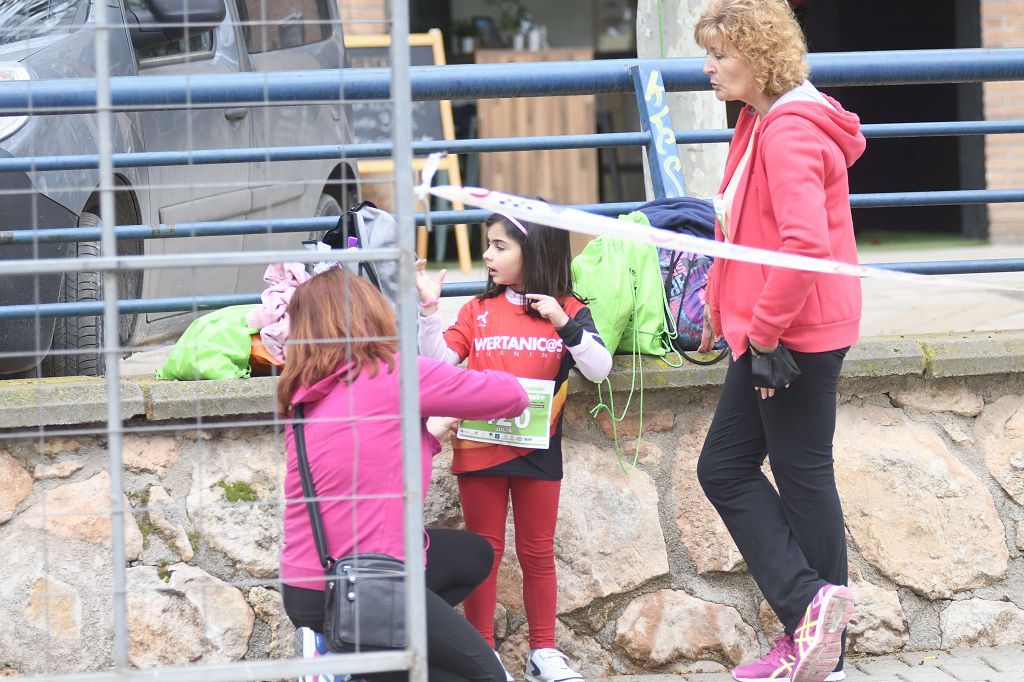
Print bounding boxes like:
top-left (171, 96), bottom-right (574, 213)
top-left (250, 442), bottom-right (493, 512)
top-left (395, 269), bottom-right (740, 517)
top-left (125, 0), bottom-right (217, 64)
top-left (0, 0), bottom-right (86, 46)
top-left (235, 0), bottom-right (331, 54)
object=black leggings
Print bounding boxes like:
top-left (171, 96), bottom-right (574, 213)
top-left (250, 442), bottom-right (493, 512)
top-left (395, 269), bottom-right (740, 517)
top-left (697, 348), bottom-right (849, 662)
top-left (283, 528), bottom-right (505, 682)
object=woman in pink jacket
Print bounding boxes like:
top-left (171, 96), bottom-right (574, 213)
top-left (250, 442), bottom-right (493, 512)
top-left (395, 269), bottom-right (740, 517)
top-left (277, 268), bottom-right (529, 682)
top-left (693, 2), bottom-right (865, 682)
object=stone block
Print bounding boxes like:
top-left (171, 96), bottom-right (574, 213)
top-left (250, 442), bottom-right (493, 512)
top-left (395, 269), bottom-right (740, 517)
top-left (980, 646), bottom-right (1024, 672)
top-left (853, 655), bottom-right (912, 676)
top-left (0, 450), bottom-right (32, 523)
top-left (845, 337), bottom-right (927, 378)
top-left (900, 651), bottom-right (957, 667)
top-left (142, 376), bottom-right (276, 421)
top-left (892, 669), bottom-right (958, 681)
top-left (569, 354), bottom-right (727, 396)
top-left (835, 404), bottom-right (1008, 598)
top-left (937, 660), bottom-right (1001, 680)
top-left (613, 589), bottom-right (758, 667)
top-left (922, 330), bottom-right (1024, 378)
top-left (975, 396), bottom-right (1024, 506)
top-left (554, 439), bottom-right (669, 613)
top-left (941, 599), bottom-right (1024, 648)
top-left (0, 378), bottom-right (144, 429)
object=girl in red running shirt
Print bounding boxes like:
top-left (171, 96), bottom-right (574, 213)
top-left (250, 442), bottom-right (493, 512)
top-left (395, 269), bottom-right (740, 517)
top-left (416, 213), bottom-right (612, 682)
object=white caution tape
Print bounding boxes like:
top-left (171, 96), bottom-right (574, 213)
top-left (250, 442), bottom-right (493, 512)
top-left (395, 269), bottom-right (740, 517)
top-left (416, 166), bottom-right (1024, 293)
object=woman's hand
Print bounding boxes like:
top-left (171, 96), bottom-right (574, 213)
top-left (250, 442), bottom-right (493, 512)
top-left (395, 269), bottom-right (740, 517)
top-left (524, 294), bottom-right (570, 328)
top-left (697, 307), bottom-right (722, 353)
top-left (426, 416), bottom-right (459, 443)
top-left (749, 338), bottom-right (799, 400)
top-left (415, 259), bottom-right (446, 315)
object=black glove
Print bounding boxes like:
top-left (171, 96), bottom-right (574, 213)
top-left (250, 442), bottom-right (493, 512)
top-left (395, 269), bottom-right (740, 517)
top-left (750, 341), bottom-right (801, 389)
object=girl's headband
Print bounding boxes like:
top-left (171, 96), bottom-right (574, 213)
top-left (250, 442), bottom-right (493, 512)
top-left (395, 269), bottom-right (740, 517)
top-left (501, 214), bottom-right (528, 236)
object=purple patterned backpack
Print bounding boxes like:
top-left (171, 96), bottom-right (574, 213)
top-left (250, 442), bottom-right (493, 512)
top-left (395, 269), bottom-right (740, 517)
top-left (637, 198), bottom-right (727, 363)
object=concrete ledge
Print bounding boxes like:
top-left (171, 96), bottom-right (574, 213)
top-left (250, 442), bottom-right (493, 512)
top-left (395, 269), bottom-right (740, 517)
top-left (568, 335), bottom-right (928, 397)
top-left (0, 331), bottom-right (1016, 431)
top-left (921, 330), bottom-right (1024, 378)
top-left (844, 336), bottom-right (926, 378)
top-left (139, 376), bottom-right (277, 421)
top-left (0, 376), bottom-right (145, 429)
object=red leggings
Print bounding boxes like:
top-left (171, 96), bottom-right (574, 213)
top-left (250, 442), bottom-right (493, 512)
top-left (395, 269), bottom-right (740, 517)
top-left (458, 475), bottom-right (561, 649)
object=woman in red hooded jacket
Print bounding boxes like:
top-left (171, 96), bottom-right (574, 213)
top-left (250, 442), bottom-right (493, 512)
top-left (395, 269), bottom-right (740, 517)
top-left (693, 2), bottom-right (865, 682)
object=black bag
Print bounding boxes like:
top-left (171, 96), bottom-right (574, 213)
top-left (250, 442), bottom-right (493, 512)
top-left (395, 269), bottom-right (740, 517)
top-left (293, 404), bottom-right (406, 651)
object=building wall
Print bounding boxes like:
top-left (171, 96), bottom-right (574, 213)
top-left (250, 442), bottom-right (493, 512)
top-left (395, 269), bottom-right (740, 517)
top-left (982, 0), bottom-right (1024, 242)
top-left (339, 0), bottom-right (386, 35)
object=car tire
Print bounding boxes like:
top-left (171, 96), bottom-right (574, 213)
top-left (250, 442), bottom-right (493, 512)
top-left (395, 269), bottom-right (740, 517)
top-left (42, 211), bottom-right (143, 377)
top-left (312, 192), bottom-right (342, 242)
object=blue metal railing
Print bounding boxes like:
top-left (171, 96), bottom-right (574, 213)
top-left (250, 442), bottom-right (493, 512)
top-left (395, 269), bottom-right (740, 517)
top-left (3, 120), bottom-right (1024, 175)
top-left (1, 48), bottom-right (1023, 322)
top-left (1, 49), bottom-right (1023, 114)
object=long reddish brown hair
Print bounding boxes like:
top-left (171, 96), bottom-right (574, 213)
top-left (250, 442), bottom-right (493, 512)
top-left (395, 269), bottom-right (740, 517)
top-left (276, 268), bottom-right (397, 415)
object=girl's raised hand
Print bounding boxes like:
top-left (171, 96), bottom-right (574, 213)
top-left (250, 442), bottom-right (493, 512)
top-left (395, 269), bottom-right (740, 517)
top-left (525, 294), bottom-right (570, 329)
top-left (415, 259), bottom-right (446, 313)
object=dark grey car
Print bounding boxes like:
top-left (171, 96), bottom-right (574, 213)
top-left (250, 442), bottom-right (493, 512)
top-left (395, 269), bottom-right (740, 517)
top-left (0, 0), bottom-right (358, 376)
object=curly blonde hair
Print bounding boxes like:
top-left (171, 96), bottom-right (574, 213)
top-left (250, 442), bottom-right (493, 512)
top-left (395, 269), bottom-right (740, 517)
top-left (694, 0), bottom-right (809, 98)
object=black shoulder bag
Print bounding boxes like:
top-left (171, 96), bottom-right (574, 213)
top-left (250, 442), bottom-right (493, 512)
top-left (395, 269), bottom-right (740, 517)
top-left (293, 404), bottom-right (407, 651)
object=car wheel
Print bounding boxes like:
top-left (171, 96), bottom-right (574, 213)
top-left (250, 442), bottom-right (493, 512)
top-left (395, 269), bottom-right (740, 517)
top-left (42, 211), bottom-right (143, 377)
top-left (311, 192), bottom-right (342, 242)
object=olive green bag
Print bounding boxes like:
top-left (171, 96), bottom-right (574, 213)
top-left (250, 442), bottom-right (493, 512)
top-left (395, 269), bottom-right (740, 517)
top-left (155, 305), bottom-right (261, 381)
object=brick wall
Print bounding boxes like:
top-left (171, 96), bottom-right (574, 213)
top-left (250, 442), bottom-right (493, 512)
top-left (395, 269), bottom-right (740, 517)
top-left (338, 0), bottom-right (387, 35)
top-left (982, 0), bottom-right (1024, 242)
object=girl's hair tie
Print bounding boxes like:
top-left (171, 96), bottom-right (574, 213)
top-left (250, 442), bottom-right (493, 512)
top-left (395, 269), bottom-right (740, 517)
top-left (501, 214), bottom-right (528, 235)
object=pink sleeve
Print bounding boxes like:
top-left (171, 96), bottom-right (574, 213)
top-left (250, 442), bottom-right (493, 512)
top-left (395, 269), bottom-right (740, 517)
top-left (418, 357), bottom-right (528, 420)
top-left (748, 118), bottom-right (833, 347)
top-left (418, 310), bottom-right (462, 365)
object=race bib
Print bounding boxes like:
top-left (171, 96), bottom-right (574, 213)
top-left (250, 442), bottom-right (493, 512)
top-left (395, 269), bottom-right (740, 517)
top-left (457, 378), bottom-right (554, 449)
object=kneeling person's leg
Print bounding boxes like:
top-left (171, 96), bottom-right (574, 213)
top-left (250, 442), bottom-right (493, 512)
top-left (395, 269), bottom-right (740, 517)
top-left (427, 589), bottom-right (505, 682)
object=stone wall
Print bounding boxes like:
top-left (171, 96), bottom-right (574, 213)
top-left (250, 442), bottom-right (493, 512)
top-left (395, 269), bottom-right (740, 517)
top-left (1, 333), bottom-right (1024, 676)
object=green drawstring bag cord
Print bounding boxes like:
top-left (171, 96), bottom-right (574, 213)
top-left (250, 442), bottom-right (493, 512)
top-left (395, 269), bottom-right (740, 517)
top-left (588, 267), bottom-right (645, 475)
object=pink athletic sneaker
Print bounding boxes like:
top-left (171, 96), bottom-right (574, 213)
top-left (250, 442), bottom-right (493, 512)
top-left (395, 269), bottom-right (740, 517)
top-left (791, 584), bottom-right (855, 682)
top-left (731, 635), bottom-right (797, 681)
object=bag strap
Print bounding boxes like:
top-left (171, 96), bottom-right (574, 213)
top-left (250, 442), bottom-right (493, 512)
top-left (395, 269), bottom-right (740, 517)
top-left (589, 268), bottom-right (644, 475)
top-left (292, 404), bottom-right (335, 572)
top-left (352, 211), bottom-right (384, 291)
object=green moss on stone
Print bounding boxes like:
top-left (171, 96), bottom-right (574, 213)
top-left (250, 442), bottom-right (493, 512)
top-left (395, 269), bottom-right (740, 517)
top-left (135, 514), bottom-right (154, 550)
top-left (215, 479), bottom-right (257, 503)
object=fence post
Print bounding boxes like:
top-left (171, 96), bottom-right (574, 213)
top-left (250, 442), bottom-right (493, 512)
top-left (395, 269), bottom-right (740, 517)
top-left (388, 1), bottom-right (429, 681)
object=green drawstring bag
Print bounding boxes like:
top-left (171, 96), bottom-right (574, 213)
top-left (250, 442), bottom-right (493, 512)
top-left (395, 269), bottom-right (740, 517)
top-left (613, 212), bottom-right (674, 358)
top-left (571, 213), bottom-right (680, 474)
top-left (571, 237), bottom-right (635, 355)
top-left (156, 305), bottom-right (261, 381)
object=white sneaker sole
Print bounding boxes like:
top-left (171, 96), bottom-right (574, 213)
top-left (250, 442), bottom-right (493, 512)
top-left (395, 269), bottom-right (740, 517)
top-left (733, 671), bottom-right (845, 682)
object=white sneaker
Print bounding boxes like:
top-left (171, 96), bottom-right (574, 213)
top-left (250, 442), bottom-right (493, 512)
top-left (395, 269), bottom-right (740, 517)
top-left (494, 649), bottom-right (515, 682)
top-left (825, 672), bottom-right (846, 681)
top-left (524, 648), bottom-right (583, 682)
top-left (295, 627), bottom-right (344, 682)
